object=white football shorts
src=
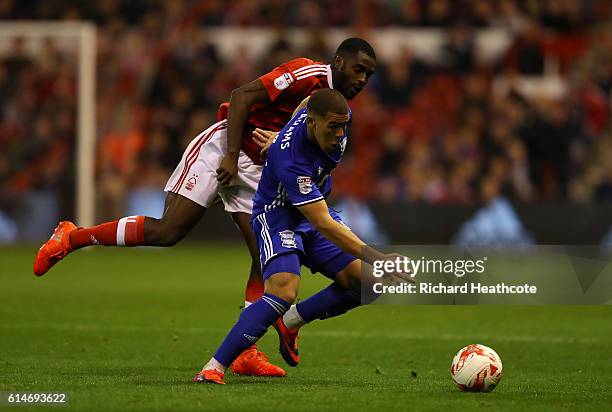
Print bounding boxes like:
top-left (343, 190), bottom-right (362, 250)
top-left (164, 120), bottom-right (263, 214)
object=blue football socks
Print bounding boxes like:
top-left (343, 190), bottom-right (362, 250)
top-left (213, 293), bottom-right (291, 367)
top-left (295, 282), bottom-right (361, 323)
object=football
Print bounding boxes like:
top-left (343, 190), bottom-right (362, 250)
top-left (450, 344), bottom-right (503, 392)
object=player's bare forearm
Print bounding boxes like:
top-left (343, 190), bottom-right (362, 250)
top-left (217, 79), bottom-right (270, 185)
top-left (299, 201), bottom-right (412, 285)
top-left (318, 219), bottom-right (371, 260)
top-left (226, 79), bottom-right (270, 158)
top-left (297, 200), bottom-right (385, 264)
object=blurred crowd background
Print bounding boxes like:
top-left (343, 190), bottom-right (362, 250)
top-left (0, 0), bottom-right (611, 242)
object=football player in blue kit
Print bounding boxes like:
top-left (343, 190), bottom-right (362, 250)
top-left (194, 89), bottom-right (404, 384)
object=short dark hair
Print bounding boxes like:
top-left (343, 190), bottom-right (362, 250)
top-left (335, 37), bottom-right (376, 60)
top-left (307, 89), bottom-right (349, 117)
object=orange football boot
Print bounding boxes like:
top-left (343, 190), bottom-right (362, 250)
top-left (272, 318), bottom-right (300, 367)
top-left (192, 369), bottom-right (225, 385)
top-left (33, 221), bottom-right (77, 276)
top-left (230, 345), bottom-right (286, 377)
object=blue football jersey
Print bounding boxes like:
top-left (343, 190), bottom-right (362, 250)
top-left (252, 107), bottom-right (348, 222)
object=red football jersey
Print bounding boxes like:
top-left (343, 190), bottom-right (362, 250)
top-left (217, 57), bottom-right (333, 165)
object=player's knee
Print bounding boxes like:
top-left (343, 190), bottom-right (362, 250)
top-left (265, 272), bottom-right (300, 304)
top-left (268, 286), bottom-right (298, 304)
top-left (335, 260), bottom-right (363, 290)
top-left (276, 289), bottom-right (298, 304)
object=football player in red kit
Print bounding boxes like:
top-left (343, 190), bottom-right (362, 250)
top-left (34, 38), bottom-right (376, 377)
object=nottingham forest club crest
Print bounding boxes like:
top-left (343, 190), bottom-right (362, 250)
top-left (185, 174), bottom-right (198, 191)
top-left (297, 176), bottom-right (312, 194)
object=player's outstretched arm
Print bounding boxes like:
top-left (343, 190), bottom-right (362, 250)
top-left (217, 79), bottom-right (270, 185)
top-left (298, 200), bottom-right (414, 286)
top-left (297, 199), bottom-right (385, 265)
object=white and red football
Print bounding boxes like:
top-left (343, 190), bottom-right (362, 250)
top-left (450, 344), bottom-right (503, 392)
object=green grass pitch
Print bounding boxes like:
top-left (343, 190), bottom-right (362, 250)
top-left (1, 245), bottom-right (611, 411)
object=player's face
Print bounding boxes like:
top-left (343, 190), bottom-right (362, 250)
top-left (334, 51), bottom-right (376, 100)
top-left (308, 111), bottom-right (350, 153)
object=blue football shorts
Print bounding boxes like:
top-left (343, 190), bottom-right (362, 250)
top-left (252, 208), bottom-right (357, 281)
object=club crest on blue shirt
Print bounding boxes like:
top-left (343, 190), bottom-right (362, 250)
top-left (297, 176), bottom-right (312, 194)
top-left (279, 230), bottom-right (297, 248)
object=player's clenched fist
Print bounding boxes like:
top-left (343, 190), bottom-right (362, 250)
top-left (216, 154), bottom-right (238, 186)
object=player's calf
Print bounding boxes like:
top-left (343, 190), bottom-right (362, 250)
top-left (143, 192), bottom-right (206, 246)
top-left (142, 218), bottom-right (191, 247)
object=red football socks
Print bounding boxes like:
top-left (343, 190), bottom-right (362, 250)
top-left (69, 216), bottom-right (145, 250)
top-left (245, 279), bottom-right (264, 306)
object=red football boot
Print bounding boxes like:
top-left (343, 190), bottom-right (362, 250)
top-left (230, 345), bottom-right (286, 377)
top-left (33, 221), bottom-right (78, 276)
top-left (272, 318), bottom-right (300, 367)
top-left (192, 369), bottom-right (225, 385)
